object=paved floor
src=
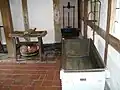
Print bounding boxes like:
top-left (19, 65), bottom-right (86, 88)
top-left (0, 57), bottom-right (61, 90)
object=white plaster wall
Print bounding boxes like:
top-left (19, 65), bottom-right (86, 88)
top-left (95, 0), bottom-right (120, 90)
top-left (0, 11), bottom-right (6, 44)
top-left (0, 12), bottom-right (2, 25)
top-left (9, 0), bottom-right (25, 31)
top-left (27, 0), bottom-right (55, 44)
top-left (87, 0), bottom-right (107, 60)
top-left (94, 34), bottom-right (105, 60)
top-left (99, 0), bottom-right (108, 30)
top-left (107, 45), bottom-right (120, 90)
top-left (7, 0), bottom-right (55, 44)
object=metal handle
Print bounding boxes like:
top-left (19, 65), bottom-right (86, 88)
top-left (80, 78), bottom-right (86, 81)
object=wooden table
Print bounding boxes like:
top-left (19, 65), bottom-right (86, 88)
top-left (10, 31), bottom-right (47, 61)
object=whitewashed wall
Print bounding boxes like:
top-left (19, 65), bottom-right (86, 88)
top-left (0, 11), bottom-right (6, 44)
top-left (9, 0), bottom-right (24, 30)
top-left (7, 0), bottom-right (55, 44)
top-left (94, 0), bottom-right (108, 60)
top-left (27, 0), bottom-right (55, 44)
top-left (107, 45), bottom-right (120, 90)
top-left (87, 0), bottom-right (120, 90)
top-left (99, 0), bottom-right (108, 30)
top-left (87, 0), bottom-right (107, 60)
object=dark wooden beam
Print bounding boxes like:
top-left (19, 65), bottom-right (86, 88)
top-left (84, 0), bottom-right (88, 38)
top-left (108, 34), bottom-right (120, 53)
top-left (104, 0), bottom-right (114, 65)
top-left (80, 0), bottom-right (84, 34)
top-left (87, 21), bottom-right (105, 39)
top-left (21, 0), bottom-right (29, 30)
top-left (0, 0), bottom-right (14, 57)
top-left (78, 0), bottom-right (81, 29)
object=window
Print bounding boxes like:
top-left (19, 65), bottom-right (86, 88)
top-left (111, 0), bottom-right (120, 39)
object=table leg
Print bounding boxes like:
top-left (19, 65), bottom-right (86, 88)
top-left (13, 37), bottom-right (17, 61)
top-left (38, 37), bottom-right (42, 61)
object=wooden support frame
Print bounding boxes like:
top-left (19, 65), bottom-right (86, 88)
top-left (21, 0), bottom-right (29, 30)
top-left (87, 21), bottom-right (120, 54)
top-left (78, 0), bottom-right (81, 29)
top-left (84, 0), bottom-right (88, 38)
top-left (104, 0), bottom-right (113, 65)
top-left (81, 0), bottom-right (120, 64)
top-left (0, 0), bottom-right (14, 57)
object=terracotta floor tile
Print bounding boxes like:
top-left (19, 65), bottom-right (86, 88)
top-left (33, 80), bottom-right (43, 87)
top-left (0, 70), bottom-right (14, 74)
top-left (13, 78), bottom-right (32, 86)
top-left (39, 74), bottom-right (46, 80)
top-left (10, 85), bottom-right (24, 90)
top-left (45, 71), bottom-right (55, 80)
top-left (0, 75), bottom-right (7, 80)
top-left (42, 81), bottom-right (52, 86)
top-left (52, 80), bottom-right (61, 87)
top-left (34, 86), bottom-right (46, 90)
top-left (30, 74), bottom-right (40, 80)
top-left (43, 87), bottom-right (61, 90)
top-left (2, 79), bottom-right (14, 86)
top-left (4, 75), bottom-right (14, 79)
top-left (1, 86), bottom-right (10, 90)
top-left (54, 71), bottom-right (60, 80)
top-left (0, 57), bottom-right (61, 90)
top-left (23, 85), bottom-right (34, 90)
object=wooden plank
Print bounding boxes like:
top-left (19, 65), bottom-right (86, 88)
top-left (21, 0), bottom-right (29, 30)
top-left (84, 0), bottom-right (88, 38)
top-left (104, 0), bottom-right (114, 65)
top-left (87, 21), bottom-right (105, 39)
top-left (109, 34), bottom-right (120, 53)
top-left (10, 31), bottom-right (47, 37)
top-left (0, 0), bottom-right (14, 57)
top-left (87, 21), bottom-right (120, 54)
top-left (78, 0), bottom-right (81, 29)
top-left (80, 0), bottom-right (84, 34)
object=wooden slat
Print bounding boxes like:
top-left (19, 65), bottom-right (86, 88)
top-left (21, 0), bottom-right (29, 30)
top-left (109, 34), bottom-right (120, 53)
top-left (0, 0), bottom-right (14, 57)
top-left (84, 0), bottom-right (88, 38)
top-left (87, 21), bottom-right (105, 39)
top-left (78, 0), bottom-right (81, 29)
top-left (104, 0), bottom-right (114, 65)
top-left (87, 21), bottom-right (120, 54)
top-left (10, 31), bottom-right (47, 37)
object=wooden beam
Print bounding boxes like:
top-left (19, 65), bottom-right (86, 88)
top-left (21, 0), bottom-right (29, 30)
top-left (78, 0), bottom-right (81, 29)
top-left (104, 0), bottom-right (114, 65)
top-left (84, 0), bottom-right (88, 38)
top-left (108, 34), bottom-right (120, 53)
top-left (0, 0), bottom-right (14, 57)
top-left (80, 0), bottom-right (84, 34)
top-left (87, 21), bottom-right (120, 54)
top-left (87, 21), bottom-right (105, 39)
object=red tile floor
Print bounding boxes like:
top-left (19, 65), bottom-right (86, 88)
top-left (0, 57), bottom-right (61, 90)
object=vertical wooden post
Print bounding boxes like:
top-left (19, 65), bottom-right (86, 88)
top-left (0, 0), bottom-right (14, 57)
top-left (80, 0), bottom-right (84, 35)
top-left (78, 0), bottom-right (81, 29)
top-left (21, 0), bottom-right (29, 30)
top-left (104, 0), bottom-right (115, 65)
top-left (84, 0), bottom-right (88, 38)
